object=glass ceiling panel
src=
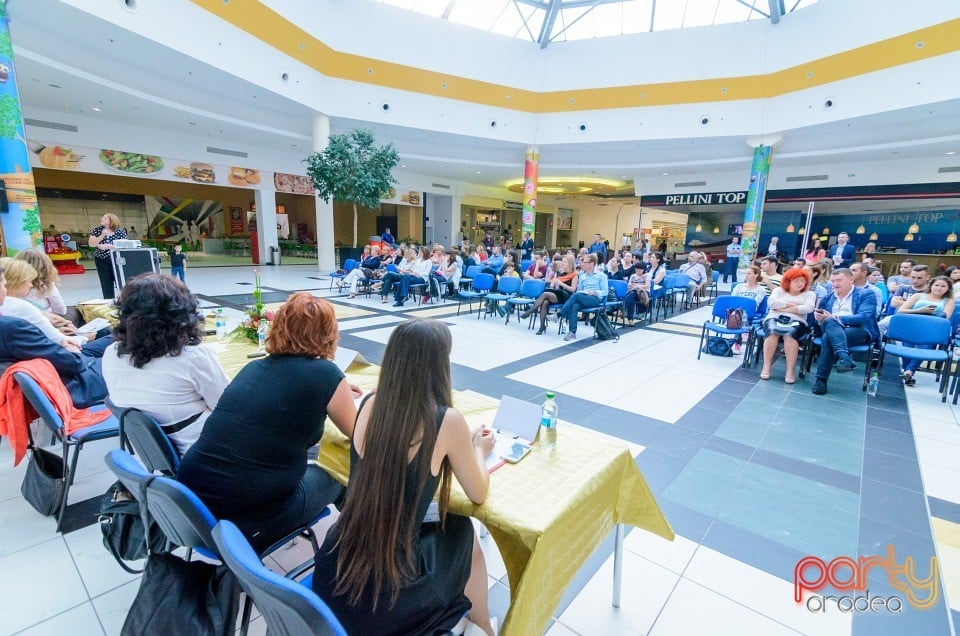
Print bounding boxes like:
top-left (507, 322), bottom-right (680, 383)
top-left (376, 0), bottom-right (820, 44)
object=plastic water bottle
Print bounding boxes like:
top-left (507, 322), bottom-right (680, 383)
top-left (867, 372), bottom-right (879, 397)
top-left (215, 308), bottom-right (227, 339)
top-left (257, 321), bottom-right (269, 352)
top-left (540, 392), bottom-right (558, 451)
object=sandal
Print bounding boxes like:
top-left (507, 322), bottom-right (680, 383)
top-left (760, 369), bottom-right (772, 380)
top-left (784, 376), bottom-right (796, 385)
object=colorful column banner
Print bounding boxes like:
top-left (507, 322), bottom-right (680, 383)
top-left (738, 145), bottom-right (773, 269)
top-left (522, 147), bottom-right (538, 238)
top-left (0, 3), bottom-right (41, 255)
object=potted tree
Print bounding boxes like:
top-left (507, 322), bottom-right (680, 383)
top-left (306, 128), bottom-right (399, 250)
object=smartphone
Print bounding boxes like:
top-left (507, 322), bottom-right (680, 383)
top-left (246, 351), bottom-right (267, 358)
top-left (502, 443), bottom-right (532, 464)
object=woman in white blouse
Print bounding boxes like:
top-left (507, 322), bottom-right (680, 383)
top-left (730, 265), bottom-right (767, 355)
top-left (0, 257), bottom-right (87, 347)
top-left (760, 268), bottom-right (816, 384)
top-left (102, 274), bottom-right (228, 455)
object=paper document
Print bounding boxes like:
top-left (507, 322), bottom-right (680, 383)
top-left (77, 318), bottom-right (111, 335)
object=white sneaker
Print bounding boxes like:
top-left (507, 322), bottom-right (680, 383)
top-left (732, 343), bottom-right (742, 355)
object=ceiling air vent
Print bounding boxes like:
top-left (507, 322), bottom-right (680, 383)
top-left (785, 175), bottom-right (828, 182)
top-left (206, 146), bottom-right (248, 158)
top-left (24, 118), bottom-right (78, 133)
top-left (938, 166), bottom-right (960, 174)
top-left (431, 183), bottom-right (451, 189)
top-left (674, 181), bottom-right (707, 188)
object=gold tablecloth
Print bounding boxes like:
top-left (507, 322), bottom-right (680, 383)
top-left (77, 300), bottom-right (119, 326)
top-left (214, 338), bottom-right (673, 636)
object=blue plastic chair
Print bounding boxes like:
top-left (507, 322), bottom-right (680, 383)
top-left (605, 280), bottom-right (628, 326)
top-left (14, 372), bottom-right (119, 530)
top-left (213, 520), bottom-right (347, 636)
top-left (672, 273), bottom-right (692, 309)
top-left (800, 336), bottom-right (875, 388)
top-left (506, 279), bottom-right (546, 325)
top-left (661, 273), bottom-right (678, 316)
top-left (483, 276), bottom-right (522, 319)
top-left (519, 259), bottom-right (533, 274)
top-left (883, 314), bottom-right (952, 401)
top-left (328, 259), bottom-right (356, 290)
top-left (697, 297), bottom-right (757, 360)
top-left (457, 273), bottom-right (495, 317)
top-left (459, 265), bottom-right (482, 291)
top-left (707, 270), bottom-right (720, 304)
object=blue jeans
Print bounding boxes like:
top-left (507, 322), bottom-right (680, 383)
top-left (380, 272), bottom-right (403, 298)
top-left (902, 345), bottom-right (933, 374)
top-left (171, 266), bottom-right (185, 282)
top-left (816, 318), bottom-right (871, 380)
top-left (561, 292), bottom-right (602, 334)
top-left (723, 257), bottom-right (739, 283)
top-left (397, 275), bottom-right (426, 302)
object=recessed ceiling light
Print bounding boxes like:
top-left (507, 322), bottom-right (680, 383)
top-left (401, 164), bottom-right (406, 168)
top-left (91, 106), bottom-right (102, 112)
top-left (476, 171), bottom-right (481, 174)
top-left (947, 151), bottom-right (957, 155)
top-left (661, 172), bottom-right (669, 176)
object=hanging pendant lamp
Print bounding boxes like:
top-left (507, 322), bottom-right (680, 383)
top-left (786, 223), bottom-right (795, 233)
top-left (904, 233), bottom-right (915, 242)
top-left (821, 227), bottom-right (830, 235)
top-left (947, 231), bottom-right (957, 243)
top-left (797, 227), bottom-right (805, 236)
top-left (908, 222), bottom-right (920, 234)
top-left (855, 224), bottom-right (866, 234)
top-left (713, 227), bottom-right (720, 234)
top-left (869, 232), bottom-right (878, 241)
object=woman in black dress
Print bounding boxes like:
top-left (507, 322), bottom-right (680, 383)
top-left (313, 319), bottom-right (496, 636)
top-left (88, 213), bottom-right (127, 299)
top-left (177, 293), bottom-right (360, 550)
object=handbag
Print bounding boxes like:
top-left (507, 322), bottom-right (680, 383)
top-left (20, 447), bottom-right (66, 517)
top-left (768, 314), bottom-right (802, 335)
top-left (725, 308), bottom-right (744, 330)
top-left (702, 336), bottom-right (733, 357)
top-left (99, 481), bottom-right (167, 574)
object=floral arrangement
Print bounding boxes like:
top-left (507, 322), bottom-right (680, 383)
top-left (240, 270), bottom-right (276, 342)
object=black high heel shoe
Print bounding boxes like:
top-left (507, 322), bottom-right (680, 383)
top-left (536, 323), bottom-right (547, 335)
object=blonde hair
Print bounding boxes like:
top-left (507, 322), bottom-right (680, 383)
top-left (15, 248), bottom-right (60, 294)
top-left (0, 257), bottom-right (38, 291)
top-left (103, 213), bottom-right (121, 231)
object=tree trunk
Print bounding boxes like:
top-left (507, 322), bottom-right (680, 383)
top-left (352, 201), bottom-right (358, 248)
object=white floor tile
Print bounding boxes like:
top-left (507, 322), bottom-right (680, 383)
top-left (906, 400), bottom-right (957, 426)
top-left (0, 496), bottom-right (63, 558)
top-left (681, 545), bottom-right (851, 636)
top-left (649, 578), bottom-right (801, 635)
top-left (0, 455), bottom-right (27, 503)
top-left (0, 538), bottom-right (89, 634)
top-left (555, 550), bottom-right (679, 635)
top-left (911, 418), bottom-right (960, 447)
top-left (545, 619), bottom-right (582, 635)
top-left (920, 462), bottom-right (960, 504)
top-left (474, 519), bottom-right (508, 582)
top-left (914, 436), bottom-right (960, 470)
top-left (623, 529), bottom-right (699, 575)
top-left (64, 524), bottom-right (142, 599)
top-left (17, 601), bottom-right (105, 636)
top-left (92, 579), bottom-right (141, 636)
top-left (336, 315), bottom-right (404, 331)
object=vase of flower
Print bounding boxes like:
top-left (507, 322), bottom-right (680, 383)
top-left (241, 271), bottom-right (275, 343)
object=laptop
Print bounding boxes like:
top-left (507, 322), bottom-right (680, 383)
top-left (485, 395), bottom-right (542, 472)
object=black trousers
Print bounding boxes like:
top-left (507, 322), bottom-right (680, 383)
top-left (94, 257), bottom-right (116, 299)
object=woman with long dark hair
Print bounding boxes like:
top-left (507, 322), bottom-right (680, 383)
top-left (313, 319), bottom-right (496, 636)
top-left (102, 273), bottom-right (228, 454)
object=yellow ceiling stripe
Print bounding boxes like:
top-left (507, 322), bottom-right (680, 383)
top-left (188, 0), bottom-right (959, 113)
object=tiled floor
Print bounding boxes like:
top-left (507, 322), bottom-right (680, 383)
top-left (1, 267), bottom-right (957, 635)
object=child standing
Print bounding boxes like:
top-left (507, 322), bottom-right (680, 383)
top-left (170, 243), bottom-right (187, 282)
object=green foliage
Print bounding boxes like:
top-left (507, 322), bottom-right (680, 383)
top-left (21, 204), bottom-right (41, 237)
top-left (0, 27), bottom-right (12, 59)
top-left (0, 94), bottom-right (22, 139)
top-left (305, 129), bottom-right (399, 210)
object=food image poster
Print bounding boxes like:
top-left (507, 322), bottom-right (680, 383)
top-left (145, 196), bottom-right (223, 245)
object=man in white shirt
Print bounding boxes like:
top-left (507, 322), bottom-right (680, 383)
top-left (678, 251), bottom-right (707, 305)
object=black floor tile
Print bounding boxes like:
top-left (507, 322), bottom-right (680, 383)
top-left (655, 499), bottom-right (714, 543)
top-left (928, 496), bottom-right (960, 525)
top-left (865, 407), bottom-right (913, 435)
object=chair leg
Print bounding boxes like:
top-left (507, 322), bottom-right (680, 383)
top-left (56, 440), bottom-right (81, 531)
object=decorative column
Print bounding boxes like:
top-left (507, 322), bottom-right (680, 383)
top-left (0, 2), bottom-right (41, 255)
top-left (738, 144), bottom-right (774, 270)
top-left (313, 113), bottom-right (336, 272)
top-left (522, 147), bottom-right (538, 240)
top-left (254, 188), bottom-right (278, 265)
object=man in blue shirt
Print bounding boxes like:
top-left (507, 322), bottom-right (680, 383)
top-left (561, 254), bottom-right (609, 341)
top-left (723, 236), bottom-right (742, 284)
top-left (482, 246), bottom-right (504, 276)
top-left (588, 234), bottom-right (607, 263)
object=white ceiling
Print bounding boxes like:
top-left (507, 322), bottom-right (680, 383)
top-left (8, 0), bottom-right (960, 192)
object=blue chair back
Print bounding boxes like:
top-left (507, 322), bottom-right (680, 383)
top-left (471, 273), bottom-right (495, 292)
top-left (385, 263), bottom-right (398, 273)
top-left (14, 372), bottom-right (65, 435)
top-left (887, 314), bottom-right (951, 347)
top-left (144, 474), bottom-right (219, 552)
top-left (663, 273), bottom-right (677, 291)
top-left (672, 273), bottom-right (691, 289)
top-left (520, 260), bottom-right (532, 273)
top-left (519, 279), bottom-right (546, 298)
top-left (710, 296), bottom-right (757, 323)
top-left (495, 276), bottom-right (522, 295)
top-left (342, 259), bottom-right (356, 272)
top-left (121, 409), bottom-right (181, 476)
top-left (464, 265), bottom-right (483, 279)
top-left (754, 295), bottom-right (769, 321)
top-left (105, 448), bottom-right (152, 499)
top-left (712, 271), bottom-right (720, 283)
top-left (609, 279), bottom-right (628, 300)
top-left (212, 521), bottom-right (347, 636)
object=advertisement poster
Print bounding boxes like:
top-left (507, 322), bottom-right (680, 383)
top-left (379, 187), bottom-right (422, 207)
top-left (273, 172), bottom-right (314, 195)
top-left (229, 206), bottom-right (244, 235)
top-left (144, 196), bottom-right (224, 246)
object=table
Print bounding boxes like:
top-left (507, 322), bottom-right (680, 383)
top-left (213, 337), bottom-right (674, 636)
top-left (76, 300), bottom-right (119, 326)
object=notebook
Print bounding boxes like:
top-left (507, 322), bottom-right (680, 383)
top-left (332, 347), bottom-right (370, 407)
top-left (485, 395), bottom-right (542, 472)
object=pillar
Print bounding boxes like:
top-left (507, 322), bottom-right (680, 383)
top-left (0, 3), bottom-right (41, 255)
top-left (522, 147), bottom-right (538, 241)
top-left (313, 114), bottom-right (336, 272)
top-left (739, 144), bottom-right (774, 269)
top-left (254, 188), bottom-right (278, 265)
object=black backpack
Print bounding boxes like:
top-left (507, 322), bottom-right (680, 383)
top-left (593, 312), bottom-right (619, 342)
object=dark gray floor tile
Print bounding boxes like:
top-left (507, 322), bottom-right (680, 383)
top-left (863, 425), bottom-right (918, 461)
top-left (713, 378), bottom-right (757, 398)
top-left (862, 448), bottom-right (924, 493)
top-left (858, 517), bottom-right (937, 568)
top-left (851, 572), bottom-right (951, 636)
top-left (634, 451), bottom-right (688, 496)
top-left (750, 448), bottom-right (861, 494)
top-left (675, 406), bottom-right (725, 435)
top-left (581, 406), bottom-right (669, 445)
top-left (928, 496), bottom-right (960, 525)
top-left (860, 478), bottom-right (932, 537)
top-left (701, 519), bottom-right (806, 584)
top-left (868, 391), bottom-right (910, 413)
top-left (865, 407), bottom-right (913, 435)
top-left (487, 579), bottom-right (512, 627)
top-left (703, 436), bottom-right (755, 461)
top-left (695, 391), bottom-right (744, 416)
top-left (645, 426), bottom-right (710, 462)
top-left (656, 499), bottom-right (714, 543)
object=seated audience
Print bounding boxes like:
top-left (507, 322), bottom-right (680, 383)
top-left (678, 251), bottom-right (707, 304)
top-left (0, 258), bottom-right (87, 348)
top-left (605, 257), bottom-right (624, 280)
top-left (896, 275), bottom-right (955, 386)
top-left (15, 249), bottom-right (75, 331)
top-left (523, 252), bottom-right (547, 280)
top-left (340, 245), bottom-right (382, 299)
top-left (0, 265), bottom-right (109, 408)
top-left (522, 257), bottom-right (578, 335)
top-left (178, 293), bottom-right (359, 551)
top-left (380, 248), bottom-right (415, 304)
top-left (945, 265), bottom-right (960, 298)
top-left (885, 259), bottom-right (915, 295)
top-left (811, 268), bottom-right (879, 395)
top-left (850, 263), bottom-right (883, 314)
top-left (879, 264), bottom-right (930, 336)
top-left (102, 274), bottom-right (228, 454)
top-left (758, 256), bottom-right (782, 292)
top-left (730, 265), bottom-right (767, 354)
top-left (760, 268), bottom-right (816, 384)
top-left (313, 319), bottom-right (495, 636)
top-left (560, 254), bottom-right (608, 341)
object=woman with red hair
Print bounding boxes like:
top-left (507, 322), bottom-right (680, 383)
top-left (760, 267), bottom-right (816, 384)
top-left (178, 292), bottom-right (361, 550)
